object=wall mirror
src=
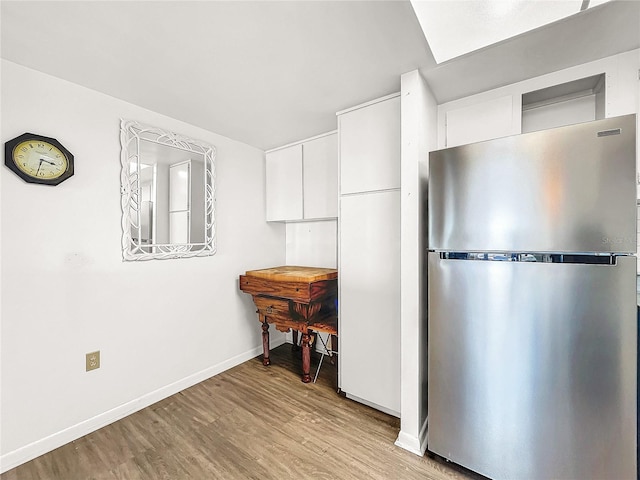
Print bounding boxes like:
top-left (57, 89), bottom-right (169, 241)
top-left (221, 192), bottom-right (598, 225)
top-left (120, 119), bottom-right (216, 260)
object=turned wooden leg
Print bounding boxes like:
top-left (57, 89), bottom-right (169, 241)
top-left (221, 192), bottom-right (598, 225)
top-left (292, 330), bottom-right (300, 352)
top-left (301, 332), bottom-right (311, 383)
top-left (261, 319), bottom-right (271, 366)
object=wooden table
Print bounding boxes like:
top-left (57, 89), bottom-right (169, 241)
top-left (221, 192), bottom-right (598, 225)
top-left (239, 266), bottom-right (338, 383)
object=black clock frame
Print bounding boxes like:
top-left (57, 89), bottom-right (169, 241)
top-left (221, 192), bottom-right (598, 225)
top-left (4, 132), bottom-right (74, 186)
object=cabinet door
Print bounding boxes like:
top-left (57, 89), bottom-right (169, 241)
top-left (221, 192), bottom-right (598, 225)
top-left (303, 133), bottom-right (338, 219)
top-left (339, 190), bottom-right (401, 414)
top-left (445, 95), bottom-right (515, 147)
top-left (169, 211), bottom-right (189, 244)
top-left (265, 144), bottom-right (303, 221)
top-left (339, 96), bottom-right (400, 194)
top-left (169, 161), bottom-right (190, 212)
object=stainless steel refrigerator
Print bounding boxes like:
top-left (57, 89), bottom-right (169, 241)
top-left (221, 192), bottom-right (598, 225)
top-left (427, 114), bottom-right (637, 480)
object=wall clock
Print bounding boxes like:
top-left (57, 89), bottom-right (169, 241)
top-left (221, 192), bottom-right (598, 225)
top-left (4, 133), bottom-right (74, 185)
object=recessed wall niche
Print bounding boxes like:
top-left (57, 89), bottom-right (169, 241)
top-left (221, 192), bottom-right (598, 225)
top-left (521, 73), bottom-right (606, 134)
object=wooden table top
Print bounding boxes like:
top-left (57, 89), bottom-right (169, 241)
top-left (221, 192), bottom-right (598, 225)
top-left (243, 265), bottom-right (337, 283)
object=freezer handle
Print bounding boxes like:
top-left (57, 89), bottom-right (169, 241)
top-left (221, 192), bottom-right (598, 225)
top-left (435, 252), bottom-right (622, 265)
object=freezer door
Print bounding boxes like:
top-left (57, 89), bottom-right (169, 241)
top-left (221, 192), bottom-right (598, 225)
top-left (429, 114), bottom-right (637, 253)
top-left (428, 253), bottom-right (637, 480)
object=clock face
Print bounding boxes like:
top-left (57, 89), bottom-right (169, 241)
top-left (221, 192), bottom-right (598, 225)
top-left (4, 133), bottom-right (74, 185)
top-left (13, 139), bottom-right (69, 180)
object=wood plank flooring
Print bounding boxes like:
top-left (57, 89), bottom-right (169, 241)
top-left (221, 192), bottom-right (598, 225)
top-left (2, 345), bottom-right (477, 480)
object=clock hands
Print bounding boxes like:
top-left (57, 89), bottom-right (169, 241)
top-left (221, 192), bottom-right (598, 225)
top-left (35, 157), bottom-right (60, 177)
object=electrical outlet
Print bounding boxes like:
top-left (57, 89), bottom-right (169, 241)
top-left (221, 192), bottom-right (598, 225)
top-left (86, 351), bottom-right (100, 371)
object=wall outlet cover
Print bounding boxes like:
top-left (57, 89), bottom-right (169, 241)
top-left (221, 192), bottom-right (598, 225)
top-left (86, 351), bottom-right (100, 371)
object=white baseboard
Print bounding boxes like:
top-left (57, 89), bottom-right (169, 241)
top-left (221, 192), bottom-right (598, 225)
top-left (0, 339), bottom-right (285, 474)
top-left (394, 416), bottom-right (428, 456)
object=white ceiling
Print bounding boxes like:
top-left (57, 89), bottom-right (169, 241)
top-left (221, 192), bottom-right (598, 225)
top-left (1, 1), bottom-right (639, 151)
top-left (411, 0), bottom-right (612, 63)
top-left (421, 0), bottom-right (640, 104)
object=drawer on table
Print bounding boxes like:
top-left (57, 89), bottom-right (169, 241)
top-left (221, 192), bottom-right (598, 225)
top-left (239, 275), bottom-right (337, 304)
top-left (253, 296), bottom-right (291, 318)
top-left (239, 275), bottom-right (310, 302)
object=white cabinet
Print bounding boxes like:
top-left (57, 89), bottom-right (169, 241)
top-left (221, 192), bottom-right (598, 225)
top-left (170, 161), bottom-right (190, 211)
top-left (443, 75), bottom-right (608, 148)
top-left (445, 95), bottom-right (515, 147)
top-left (339, 96), bottom-right (400, 194)
top-left (169, 211), bottom-right (189, 244)
top-left (338, 94), bottom-right (401, 416)
top-left (168, 159), bottom-right (204, 243)
top-left (339, 191), bottom-right (401, 414)
top-left (265, 132), bottom-right (337, 222)
top-left (303, 133), bottom-right (338, 219)
top-left (265, 144), bottom-right (303, 222)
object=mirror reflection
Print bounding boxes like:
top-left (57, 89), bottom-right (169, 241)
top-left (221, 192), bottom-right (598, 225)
top-left (120, 120), bottom-right (216, 260)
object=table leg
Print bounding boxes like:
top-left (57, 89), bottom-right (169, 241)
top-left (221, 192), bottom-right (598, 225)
top-left (301, 332), bottom-right (311, 383)
top-left (292, 330), bottom-right (300, 352)
top-left (261, 317), bottom-right (271, 366)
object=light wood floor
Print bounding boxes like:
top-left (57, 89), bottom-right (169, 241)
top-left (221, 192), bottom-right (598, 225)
top-left (1, 345), bottom-right (477, 480)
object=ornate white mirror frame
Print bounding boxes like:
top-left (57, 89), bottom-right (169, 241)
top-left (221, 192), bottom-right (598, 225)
top-left (120, 119), bottom-right (216, 261)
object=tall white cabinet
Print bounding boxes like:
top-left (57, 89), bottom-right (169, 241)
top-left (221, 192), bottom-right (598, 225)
top-left (338, 93), bottom-right (401, 416)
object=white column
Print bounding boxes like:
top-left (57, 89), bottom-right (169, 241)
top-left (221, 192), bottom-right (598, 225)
top-left (395, 70), bottom-right (437, 455)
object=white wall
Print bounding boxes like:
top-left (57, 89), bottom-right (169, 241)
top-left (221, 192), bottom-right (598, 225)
top-left (0, 60), bottom-right (286, 471)
top-left (522, 94), bottom-right (599, 134)
top-left (285, 220), bottom-right (337, 268)
top-left (283, 220), bottom-right (337, 347)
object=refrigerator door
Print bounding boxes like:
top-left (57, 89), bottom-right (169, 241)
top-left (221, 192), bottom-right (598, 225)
top-left (427, 252), bottom-right (637, 480)
top-left (429, 114), bottom-right (637, 254)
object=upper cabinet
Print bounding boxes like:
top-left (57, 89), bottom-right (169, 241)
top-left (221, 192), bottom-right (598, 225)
top-left (302, 133), bottom-right (338, 220)
top-left (442, 75), bottom-right (608, 148)
top-left (265, 132), bottom-right (338, 222)
top-left (339, 94), bottom-right (401, 194)
top-left (445, 95), bottom-right (516, 148)
top-left (265, 144), bottom-right (303, 221)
